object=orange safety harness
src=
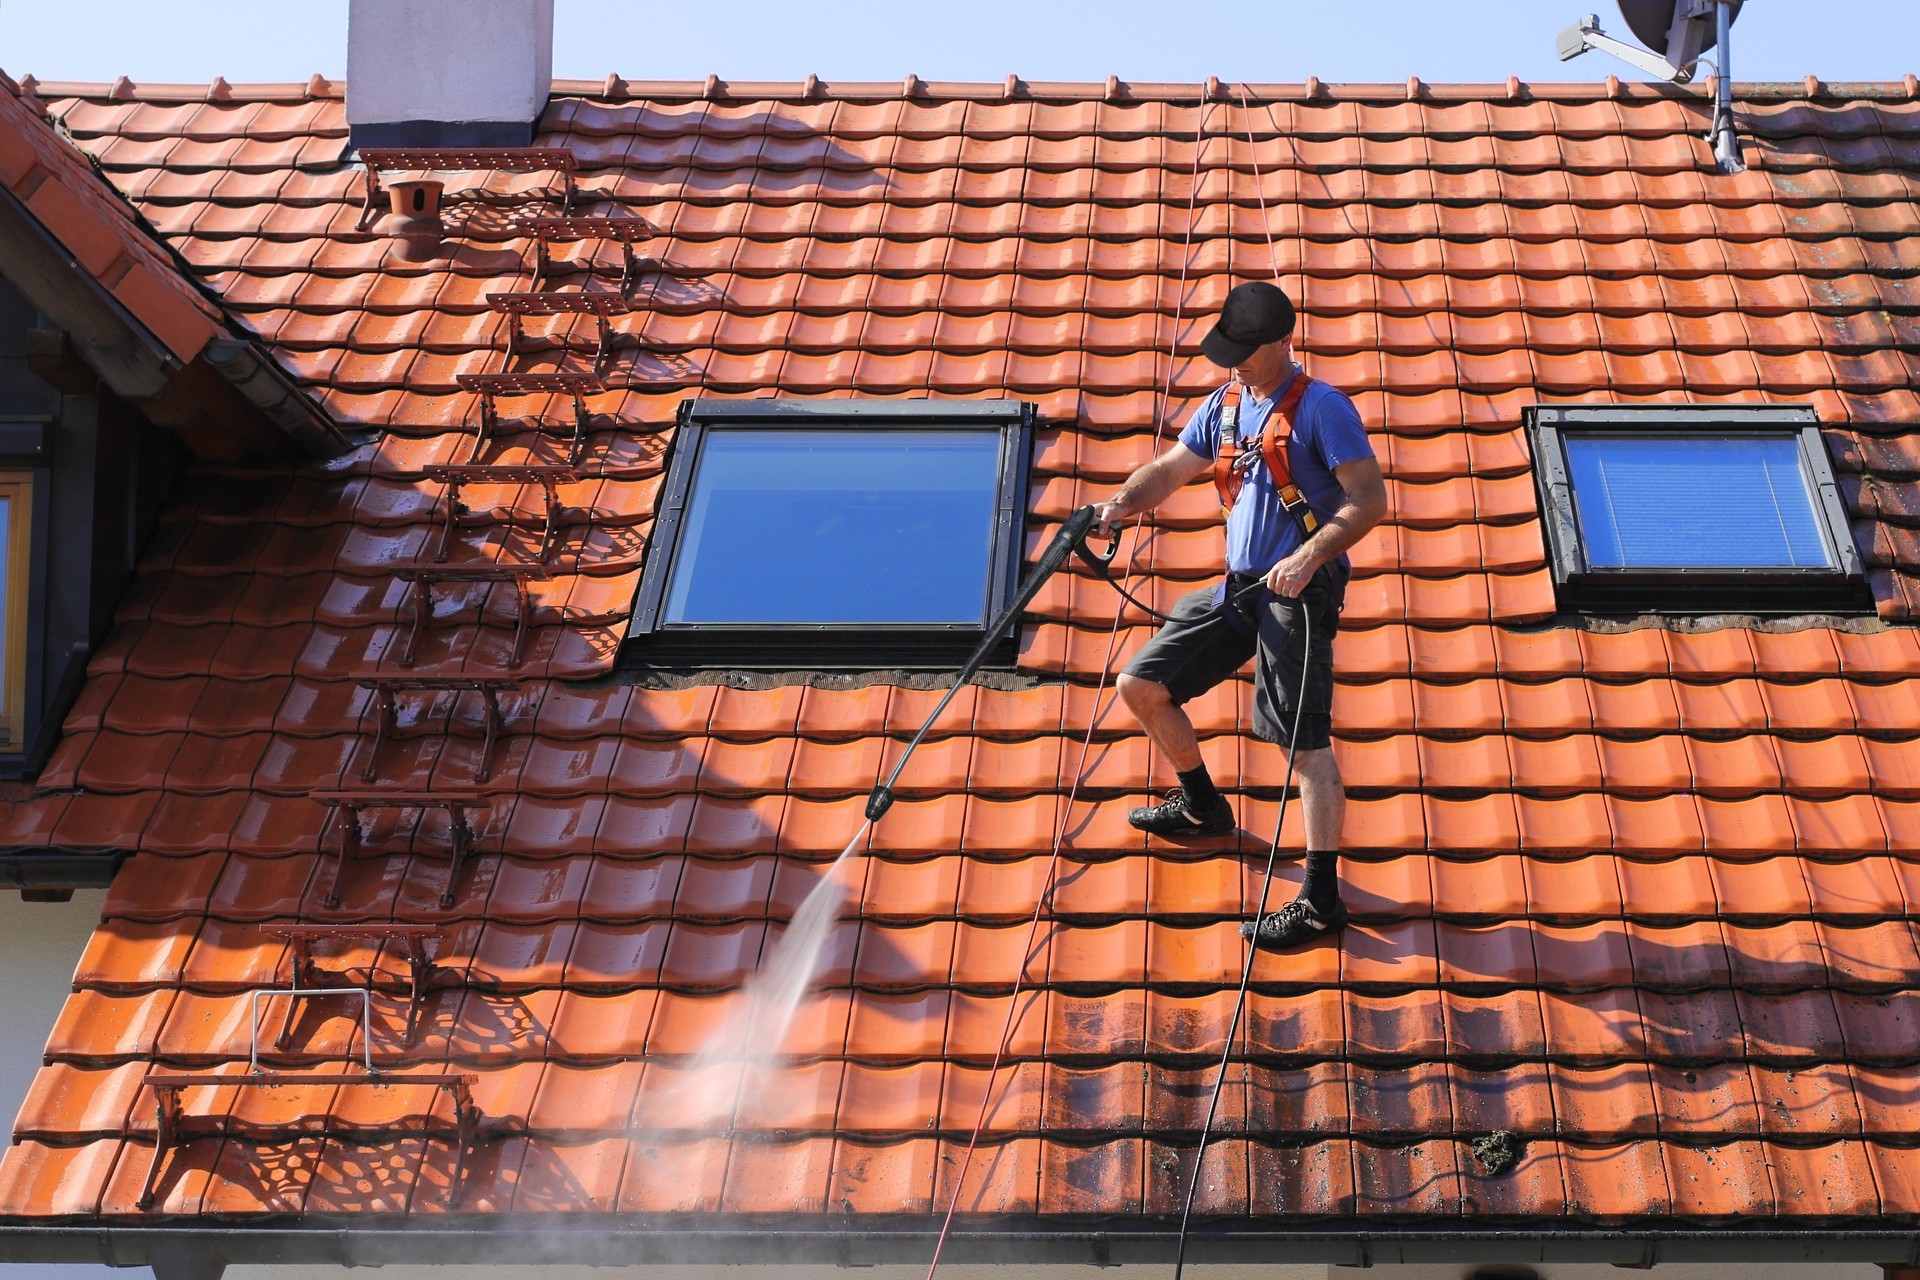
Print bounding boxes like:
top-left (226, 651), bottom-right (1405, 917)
top-left (1211, 373), bottom-right (1319, 533)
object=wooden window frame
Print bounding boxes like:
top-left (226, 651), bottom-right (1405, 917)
top-left (0, 472), bottom-right (31, 748)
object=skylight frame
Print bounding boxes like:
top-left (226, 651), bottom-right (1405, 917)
top-left (1527, 405), bottom-right (1868, 614)
top-left (624, 398), bottom-right (1035, 670)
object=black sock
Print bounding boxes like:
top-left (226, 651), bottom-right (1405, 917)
top-left (1175, 764), bottom-right (1222, 814)
top-left (1302, 850), bottom-right (1339, 912)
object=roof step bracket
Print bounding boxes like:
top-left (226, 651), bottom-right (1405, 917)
top-left (487, 291), bottom-right (633, 375)
top-left (519, 215), bottom-right (656, 292)
top-left (138, 1070), bottom-right (480, 1211)
top-left (421, 463), bottom-right (580, 567)
top-left (391, 563), bottom-right (555, 669)
top-left (264, 922), bottom-right (448, 1049)
top-left (357, 677), bottom-right (522, 783)
top-left (312, 790), bottom-right (490, 909)
top-left (358, 147), bottom-right (578, 231)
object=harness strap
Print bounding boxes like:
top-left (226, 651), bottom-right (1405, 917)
top-left (1211, 374), bottom-right (1319, 533)
top-left (1212, 571), bottom-right (1266, 638)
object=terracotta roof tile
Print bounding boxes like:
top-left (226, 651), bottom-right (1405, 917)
top-left (4, 74), bottom-right (1920, 1237)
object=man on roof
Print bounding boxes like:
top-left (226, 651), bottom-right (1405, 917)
top-left (1094, 281), bottom-right (1387, 951)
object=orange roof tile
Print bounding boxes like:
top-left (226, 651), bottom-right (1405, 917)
top-left (0, 72), bottom-right (1918, 1257)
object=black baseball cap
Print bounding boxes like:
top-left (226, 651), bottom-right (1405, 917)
top-left (1201, 281), bottom-right (1297, 368)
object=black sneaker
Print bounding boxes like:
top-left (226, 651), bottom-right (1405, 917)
top-left (1126, 787), bottom-right (1234, 837)
top-left (1240, 896), bottom-right (1349, 950)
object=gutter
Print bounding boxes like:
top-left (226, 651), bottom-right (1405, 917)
top-left (1, 1217), bottom-right (1918, 1273)
top-left (200, 338), bottom-right (351, 458)
top-left (0, 847), bottom-right (124, 892)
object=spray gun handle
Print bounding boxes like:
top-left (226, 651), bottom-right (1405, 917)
top-left (1069, 505), bottom-right (1122, 577)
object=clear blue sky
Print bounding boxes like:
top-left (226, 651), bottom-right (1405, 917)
top-left (0, 0), bottom-right (1914, 85)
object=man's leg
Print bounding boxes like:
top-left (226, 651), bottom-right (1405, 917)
top-left (1117, 673), bottom-right (1202, 771)
top-left (1292, 745), bottom-right (1344, 853)
top-left (1115, 586), bottom-right (1251, 836)
top-left (1290, 744), bottom-right (1344, 915)
top-left (1244, 578), bottom-right (1349, 948)
top-left (1117, 672), bottom-right (1231, 833)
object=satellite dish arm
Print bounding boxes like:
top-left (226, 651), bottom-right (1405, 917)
top-left (1556, 13), bottom-right (1694, 82)
top-left (1708, 0), bottom-right (1744, 172)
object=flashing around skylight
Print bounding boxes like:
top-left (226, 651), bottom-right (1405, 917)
top-left (627, 399), bottom-right (1034, 670)
top-left (1527, 405), bottom-right (1868, 615)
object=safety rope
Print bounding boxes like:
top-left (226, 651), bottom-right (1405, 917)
top-left (1168, 85), bottom-right (1306, 1280)
top-left (924, 85), bottom-right (1322, 1279)
top-left (1239, 83), bottom-right (1287, 288)
top-left (917, 522), bottom-right (1144, 1274)
top-left (919, 93), bottom-right (1218, 1279)
top-left (1172, 609), bottom-right (1309, 1279)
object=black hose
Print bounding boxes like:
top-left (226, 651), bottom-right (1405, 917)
top-left (1101, 570), bottom-right (1265, 627)
top-left (1170, 590), bottom-right (1313, 1280)
top-left (1074, 516), bottom-right (1267, 628)
top-left (869, 500), bottom-right (1321, 1280)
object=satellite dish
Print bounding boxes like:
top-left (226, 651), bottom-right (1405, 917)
top-left (1554, 0), bottom-right (1748, 173)
top-left (1618, 0), bottom-right (1743, 71)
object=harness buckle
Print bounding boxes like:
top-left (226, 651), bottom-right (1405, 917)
top-left (1211, 373), bottom-right (1319, 531)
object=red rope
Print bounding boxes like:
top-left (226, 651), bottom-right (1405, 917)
top-left (1237, 84), bottom-right (1286, 287)
top-left (1166, 88), bottom-right (1300, 1280)
top-left (919, 94), bottom-right (1217, 1278)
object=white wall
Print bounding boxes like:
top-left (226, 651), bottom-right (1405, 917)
top-left (0, 894), bottom-right (1888, 1280)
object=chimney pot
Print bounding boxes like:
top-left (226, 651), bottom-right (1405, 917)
top-left (347, 0), bottom-right (554, 149)
top-left (386, 178), bottom-right (446, 260)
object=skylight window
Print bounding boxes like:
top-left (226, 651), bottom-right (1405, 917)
top-left (627, 399), bottom-right (1033, 668)
top-left (1528, 406), bottom-right (1867, 613)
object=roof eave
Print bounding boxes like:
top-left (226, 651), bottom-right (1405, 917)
top-left (2, 1216), bottom-right (1917, 1271)
top-left (0, 182), bottom-right (176, 401)
top-left (0, 182), bottom-right (347, 461)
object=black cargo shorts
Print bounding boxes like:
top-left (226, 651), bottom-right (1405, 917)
top-left (1121, 566), bottom-right (1344, 749)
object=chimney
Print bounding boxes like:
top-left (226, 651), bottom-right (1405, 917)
top-left (346, 0), bottom-right (554, 149)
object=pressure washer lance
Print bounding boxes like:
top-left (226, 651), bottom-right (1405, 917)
top-left (865, 503), bottom-right (1270, 822)
top-left (865, 505), bottom-right (1110, 821)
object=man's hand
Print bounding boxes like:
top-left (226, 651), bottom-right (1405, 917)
top-left (1261, 455), bottom-right (1385, 598)
top-left (1264, 546), bottom-right (1321, 598)
top-left (1092, 499), bottom-right (1129, 536)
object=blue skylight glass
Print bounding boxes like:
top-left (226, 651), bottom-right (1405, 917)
top-left (1564, 434), bottom-right (1834, 570)
top-left (662, 429), bottom-right (1003, 625)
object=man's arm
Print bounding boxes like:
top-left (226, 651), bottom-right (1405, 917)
top-left (1263, 455), bottom-right (1388, 598)
top-left (1093, 442), bottom-right (1212, 533)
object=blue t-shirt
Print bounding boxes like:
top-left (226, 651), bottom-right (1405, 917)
top-left (1177, 371), bottom-right (1375, 575)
